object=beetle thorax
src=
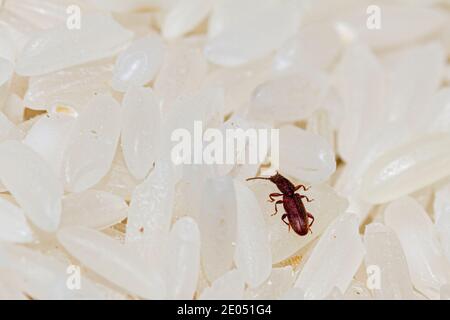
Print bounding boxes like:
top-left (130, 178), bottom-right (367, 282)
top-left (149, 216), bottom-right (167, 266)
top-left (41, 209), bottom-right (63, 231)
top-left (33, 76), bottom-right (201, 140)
top-left (270, 174), bottom-right (296, 195)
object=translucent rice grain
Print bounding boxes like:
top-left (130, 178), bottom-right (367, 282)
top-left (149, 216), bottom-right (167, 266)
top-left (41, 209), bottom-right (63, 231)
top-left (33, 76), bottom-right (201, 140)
top-left (0, 27), bottom-right (15, 63)
top-left (428, 89), bottom-right (450, 133)
top-left (250, 182), bottom-right (348, 264)
top-left (0, 28), bottom-right (14, 89)
top-left (443, 24), bottom-right (450, 56)
top-left (384, 197), bottom-right (450, 299)
top-left (441, 284), bottom-right (450, 300)
top-left (2, 0), bottom-right (85, 30)
top-left (364, 223), bottom-right (415, 299)
top-left (205, 0), bottom-right (300, 66)
top-left (0, 270), bottom-right (27, 300)
top-left (325, 287), bottom-right (345, 300)
top-left (16, 14), bottom-right (134, 76)
top-left (166, 217), bottom-right (201, 299)
top-left (95, 150), bottom-right (139, 201)
top-left (199, 176), bottom-right (237, 282)
top-left (121, 87), bottom-right (161, 180)
top-left (57, 226), bottom-right (166, 299)
top-left (0, 196), bottom-right (34, 243)
top-left (0, 244), bottom-right (123, 300)
top-left (343, 280), bottom-right (372, 300)
top-left (91, 0), bottom-right (161, 12)
top-left (0, 58), bottom-right (13, 88)
top-left (280, 288), bottom-right (305, 300)
top-left (412, 89), bottom-right (450, 135)
top-left (279, 125), bottom-right (336, 184)
top-left (306, 109), bottom-right (335, 152)
top-left (446, 65), bottom-right (450, 85)
top-left (337, 5), bottom-right (447, 50)
top-left (297, 0), bottom-right (365, 25)
top-left (0, 84), bottom-right (8, 109)
top-left (385, 43), bottom-right (445, 126)
top-left (211, 116), bottom-right (267, 177)
top-left (245, 267), bottom-right (295, 300)
top-left (16, 115), bottom-right (43, 136)
top-left (60, 190), bottom-right (128, 229)
top-left (336, 44), bottom-right (385, 162)
top-left (113, 12), bottom-right (154, 37)
top-left (164, 88), bottom-right (225, 144)
top-left (162, 0), bottom-right (212, 39)
top-left (361, 133), bottom-right (450, 204)
top-left (233, 180), bottom-right (272, 288)
top-left (202, 59), bottom-right (270, 115)
top-left (63, 95), bottom-right (121, 193)
top-left (434, 184), bottom-right (450, 263)
top-left (0, 111), bottom-right (20, 142)
top-left (24, 113), bottom-right (75, 176)
top-left (3, 94), bottom-right (24, 124)
top-left (125, 161), bottom-right (175, 264)
top-left (335, 123), bottom-right (411, 221)
top-left (0, 10), bottom-right (31, 53)
top-left (154, 42), bottom-right (208, 109)
top-left (250, 71), bottom-right (329, 124)
top-left (112, 35), bottom-right (165, 92)
top-left (172, 165), bottom-right (208, 221)
top-left (199, 269), bottom-right (245, 300)
top-left (294, 213), bottom-right (365, 299)
top-left (0, 140), bottom-right (63, 232)
top-left (274, 22), bottom-right (341, 72)
top-left (24, 61), bottom-right (114, 112)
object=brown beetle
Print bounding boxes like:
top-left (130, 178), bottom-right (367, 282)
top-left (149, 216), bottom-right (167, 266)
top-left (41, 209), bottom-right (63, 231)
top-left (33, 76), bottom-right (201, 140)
top-left (247, 172), bottom-right (314, 236)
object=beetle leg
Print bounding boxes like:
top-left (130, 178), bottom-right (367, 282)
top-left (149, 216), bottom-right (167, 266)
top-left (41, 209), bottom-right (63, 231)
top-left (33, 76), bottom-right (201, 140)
top-left (271, 200), bottom-right (284, 216)
top-left (295, 184), bottom-right (310, 192)
top-left (307, 213), bottom-right (315, 227)
top-left (281, 214), bottom-right (290, 232)
top-left (301, 195), bottom-right (314, 203)
top-left (268, 193), bottom-right (283, 202)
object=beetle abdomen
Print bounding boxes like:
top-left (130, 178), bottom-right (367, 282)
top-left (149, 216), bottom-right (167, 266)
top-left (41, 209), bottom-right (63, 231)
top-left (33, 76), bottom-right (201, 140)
top-left (283, 197), bottom-right (309, 236)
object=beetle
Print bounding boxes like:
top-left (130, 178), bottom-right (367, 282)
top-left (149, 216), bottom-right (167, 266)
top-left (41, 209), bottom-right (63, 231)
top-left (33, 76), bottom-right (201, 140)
top-left (247, 172), bottom-right (314, 236)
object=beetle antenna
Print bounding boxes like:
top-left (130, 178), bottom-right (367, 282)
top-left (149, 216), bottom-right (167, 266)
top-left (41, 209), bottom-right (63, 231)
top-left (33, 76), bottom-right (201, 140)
top-left (246, 176), bottom-right (271, 182)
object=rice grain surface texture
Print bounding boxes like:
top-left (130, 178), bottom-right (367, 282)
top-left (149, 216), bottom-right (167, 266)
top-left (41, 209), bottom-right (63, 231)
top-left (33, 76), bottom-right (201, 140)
top-left (0, 0), bottom-right (450, 301)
